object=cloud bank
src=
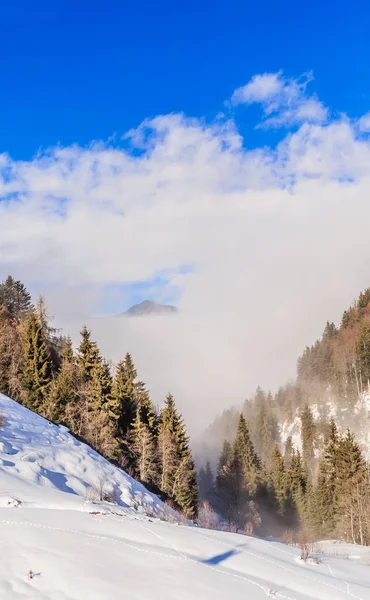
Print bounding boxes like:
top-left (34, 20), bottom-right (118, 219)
top-left (1, 72), bottom-right (370, 433)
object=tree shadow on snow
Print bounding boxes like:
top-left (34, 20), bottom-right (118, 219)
top-left (200, 549), bottom-right (240, 565)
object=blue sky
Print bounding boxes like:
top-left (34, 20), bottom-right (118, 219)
top-left (3, 1), bottom-right (370, 399)
top-left (0, 0), bottom-right (368, 159)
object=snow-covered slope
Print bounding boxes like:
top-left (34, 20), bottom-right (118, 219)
top-left (1, 394), bottom-right (370, 600)
top-left (281, 395), bottom-right (370, 461)
top-left (0, 393), bottom-right (174, 518)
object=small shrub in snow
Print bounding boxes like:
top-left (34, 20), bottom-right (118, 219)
top-left (297, 529), bottom-right (315, 562)
top-left (197, 501), bottom-right (220, 530)
top-left (0, 412), bottom-right (5, 429)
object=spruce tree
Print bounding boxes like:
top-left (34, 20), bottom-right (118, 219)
top-left (0, 276), bottom-right (32, 321)
top-left (158, 393), bottom-right (198, 517)
top-left (76, 326), bottom-right (100, 383)
top-left (111, 354), bottom-right (138, 435)
top-left (218, 440), bottom-right (232, 472)
top-left (89, 358), bottom-right (113, 413)
top-left (20, 311), bottom-right (53, 413)
top-left (233, 414), bottom-right (260, 496)
top-left (284, 436), bottom-right (293, 469)
top-left (301, 404), bottom-right (316, 474)
top-left (269, 443), bottom-right (286, 515)
top-left (48, 337), bottom-right (78, 422)
top-left (131, 410), bottom-right (158, 487)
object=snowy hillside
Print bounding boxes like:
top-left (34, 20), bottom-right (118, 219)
top-left (0, 393), bottom-right (175, 518)
top-left (281, 394), bottom-right (370, 461)
top-left (0, 394), bottom-right (370, 599)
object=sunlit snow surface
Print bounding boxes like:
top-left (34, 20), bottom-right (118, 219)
top-left (0, 394), bottom-right (369, 600)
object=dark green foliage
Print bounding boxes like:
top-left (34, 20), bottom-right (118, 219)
top-left (233, 414), bottom-right (260, 495)
top-left (269, 443), bottom-right (286, 515)
top-left (111, 354), bottom-right (138, 434)
top-left (0, 276), bottom-right (33, 321)
top-left (48, 338), bottom-right (78, 422)
top-left (284, 436), bottom-right (293, 469)
top-left (158, 393), bottom-right (198, 517)
top-left (20, 311), bottom-right (53, 412)
top-left (301, 405), bottom-right (315, 473)
top-left (0, 277), bottom-right (199, 520)
top-left (131, 410), bottom-right (158, 487)
top-left (76, 326), bottom-right (101, 382)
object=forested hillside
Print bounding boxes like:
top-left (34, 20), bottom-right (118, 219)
top-left (199, 287), bottom-right (370, 544)
top-left (0, 276), bottom-right (198, 518)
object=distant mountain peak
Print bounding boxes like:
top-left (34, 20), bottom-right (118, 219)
top-left (120, 300), bottom-right (177, 317)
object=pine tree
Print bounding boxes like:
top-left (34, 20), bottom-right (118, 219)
top-left (173, 448), bottom-right (198, 518)
top-left (48, 337), bottom-right (78, 422)
top-left (301, 404), bottom-right (316, 474)
top-left (76, 326), bottom-right (100, 383)
top-left (269, 443), bottom-right (286, 515)
top-left (284, 436), bottom-right (293, 469)
top-left (131, 410), bottom-right (158, 487)
top-left (218, 440), bottom-right (232, 472)
top-left (334, 430), bottom-right (368, 544)
top-left (158, 393), bottom-right (198, 517)
top-left (20, 311), bottom-right (53, 413)
top-left (233, 414), bottom-right (260, 496)
top-left (89, 358), bottom-right (113, 413)
top-left (135, 381), bottom-right (157, 434)
top-left (288, 449), bottom-right (306, 519)
top-left (0, 276), bottom-right (33, 321)
top-left (356, 321), bottom-right (370, 393)
top-left (111, 354), bottom-right (138, 435)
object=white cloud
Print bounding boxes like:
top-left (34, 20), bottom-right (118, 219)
top-left (231, 71), bottom-right (328, 128)
top-left (357, 111), bottom-right (370, 132)
top-left (1, 78), bottom-right (370, 433)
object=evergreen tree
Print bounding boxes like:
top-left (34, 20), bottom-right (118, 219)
top-left (284, 436), bottom-right (293, 469)
top-left (334, 430), bottom-right (368, 544)
top-left (89, 358), bottom-right (113, 413)
top-left (173, 447), bottom-right (198, 518)
top-left (233, 413), bottom-right (260, 496)
top-left (131, 410), bottom-right (158, 487)
top-left (48, 337), bottom-right (78, 422)
top-left (269, 443), bottom-right (286, 515)
top-left (20, 311), bottom-right (53, 413)
top-left (135, 381), bottom-right (157, 434)
top-left (158, 393), bottom-right (198, 516)
top-left (288, 449), bottom-right (306, 519)
top-left (217, 440), bottom-right (232, 472)
top-left (76, 327), bottom-right (100, 382)
top-left (111, 354), bottom-right (138, 435)
top-left (0, 276), bottom-right (32, 321)
top-left (301, 404), bottom-right (316, 474)
top-left (356, 321), bottom-right (370, 392)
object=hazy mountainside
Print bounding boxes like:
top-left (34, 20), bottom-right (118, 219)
top-left (1, 395), bottom-right (370, 599)
top-left (197, 288), bottom-right (370, 546)
top-left (120, 300), bottom-right (177, 316)
top-left (201, 286), bottom-right (370, 468)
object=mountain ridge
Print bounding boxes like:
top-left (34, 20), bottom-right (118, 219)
top-left (119, 299), bottom-right (177, 317)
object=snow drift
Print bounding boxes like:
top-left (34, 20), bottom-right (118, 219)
top-left (0, 393), bottom-right (370, 599)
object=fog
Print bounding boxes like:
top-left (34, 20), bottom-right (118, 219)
top-left (2, 72), bottom-right (370, 437)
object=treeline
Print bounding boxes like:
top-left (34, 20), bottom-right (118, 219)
top-left (198, 286), bottom-right (370, 544)
top-left (0, 276), bottom-right (198, 517)
top-left (199, 413), bottom-right (370, 544)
